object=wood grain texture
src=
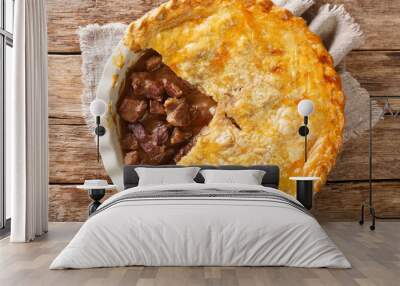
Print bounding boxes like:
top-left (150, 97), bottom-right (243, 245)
top-left (346, 51), bottom-right (400, 97)
top-left (47, 54), bottom-right (400, 183)
top-left (47, 51), bottom-right (400, 125)
top-left (305, 0), bottom-right (400, 50)
top-left (48, 181), bottom-right (400, 222)
top-left (47, 114), bottom-right (400, 184)
top-left (47, 0), bottom-right (168, 53)
top-left (46, 0), bottom-right (400, 221)
top-left (46, 0), bottom-right (400, 53)
top-left (49, 186), bottom-right (117, 221)
top-left (2, 222), bottom-right (400, 285)
top-left (49, 124), bottom-right (109, 184)
top-left (313, 181), bottom-right (400, 221)
top-left (328, 116), bottom-right (400, 181)
top-left (48, 55), bottom-right (85, 125)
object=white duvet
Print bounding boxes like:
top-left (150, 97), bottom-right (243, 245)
top-left (50, 183), bottom-right (350, 269)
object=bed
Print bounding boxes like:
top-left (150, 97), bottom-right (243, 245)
top-left (50, 165), bottom-right (350, 269)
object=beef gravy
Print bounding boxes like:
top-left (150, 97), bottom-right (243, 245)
top-left (117, 49), bottom-right (216, 165)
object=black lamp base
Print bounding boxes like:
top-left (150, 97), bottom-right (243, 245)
top-left (88, 188), bottom-right (106, 215)
top-left (95, 126), bottom-right (106, 136)
top-left (298, 125), bottom-right (309, 136)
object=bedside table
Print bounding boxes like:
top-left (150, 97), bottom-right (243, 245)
top-left (289, 177), bottom-right (320, 210)
top-left (77, 180), bottom-right (116, 215)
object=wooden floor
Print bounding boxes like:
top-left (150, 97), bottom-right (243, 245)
top-left (0, 222), bottom-right (399, 286)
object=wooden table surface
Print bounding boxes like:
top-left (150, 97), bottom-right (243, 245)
top-left (46, 0), bottom-right (400, 222)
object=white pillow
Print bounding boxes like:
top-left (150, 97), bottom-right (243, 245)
top-left (135, 167), bottom-right (200, 186)
top-left (200, 169), bottom-right (266, 185)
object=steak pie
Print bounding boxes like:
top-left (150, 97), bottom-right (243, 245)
top-left (105, 0), bottom-right (344, 195)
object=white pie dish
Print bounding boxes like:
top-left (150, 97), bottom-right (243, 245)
top-left (96, 39), bottom-right (145, 191)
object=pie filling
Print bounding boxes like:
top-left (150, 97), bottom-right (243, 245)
top-left (117, 49), bottom-right (217, 165)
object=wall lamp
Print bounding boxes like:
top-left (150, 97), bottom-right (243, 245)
top-left (90, 99), bottom-right (107, 162)
top-left (297, 99), bottom-right (314, 163)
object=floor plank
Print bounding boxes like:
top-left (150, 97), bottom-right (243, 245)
top-left (0, 222), bottom-right (399, 286)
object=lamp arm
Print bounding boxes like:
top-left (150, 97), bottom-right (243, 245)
top-left (94, 116), bottom-right (106, 163)
top-left (96, 116), bottom-right (100, 163)
top-left (304, 116), bottom-right (308, 163)
top-left (298, 116), bottom-right (309, 163)
top-left (304, 131), bottom-right (307, 163)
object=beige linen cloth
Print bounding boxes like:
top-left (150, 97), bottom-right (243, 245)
top-left (79, 0), bottom-right (381, 144)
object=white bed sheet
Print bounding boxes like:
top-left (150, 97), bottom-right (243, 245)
top-left (50, 183), bottom-right (350, 269)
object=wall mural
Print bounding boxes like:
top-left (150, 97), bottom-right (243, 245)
top-left (79, 0), bottom-right (379, 196)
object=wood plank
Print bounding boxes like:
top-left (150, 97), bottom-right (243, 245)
top-left (46, 0), bottom-right (400, 225)
top-left (48, 54), bottom-right (85, 124)
top-left (47, 0), bottom-right (167, 53)
top-left (345, 51), bottom-right (400, 98)
top-left (46, 0), bottom-right (400, 53)
top-left (305, 0), bottom-right (400, 50)
top-left (49, 124), bottom-right (109, 184)
top-left (48, 116), bottom-right (400, 184)
top-left (49, 185), bottom-right (117, 221)
top-left (47, 50), bottom-right (400, 125)
top-left (48, 181), bottom-right (400, 222)
top-left (47, 52), bottom-right (400, 182)
top-left (313, 181), bottom-right (400, 221)
top-left (2, 222), bottom-right (400, 285)
top-left (329, 116), bottom-right (400, 181)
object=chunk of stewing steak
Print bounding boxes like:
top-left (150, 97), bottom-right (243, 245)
top-left (121, 133), bottom-right (139, 150)
top-left (152, 148), bottom-right (175, 164)
top-left (170, 128), bottom-right (192, 145)
top-left (128, 123), bottom-right (147, 141)
top-left (140, 141), bottom-right (165, 157)
top-left (164, 97), bottom-right (181, 110)
top-left (146, 55), bottom-right (162, 72)
top-left (164, 98), bottom-right (191, 127)
top-left (131, 72), bottom-right (151, 97)
top-left (151, 124), bottom-right (170, 146)
top-left (119, 97), bottom-right (147, 123)
top-left (144, 79), bottom-right (164, 101)
top-left (124, 151), bottom-right (140, 165)
top-left (149, 100), bottom-right (165, 114)
top-left (163, 80), bottom-right (183, 98)
top-left (174, 140), bottom-right (194, 162)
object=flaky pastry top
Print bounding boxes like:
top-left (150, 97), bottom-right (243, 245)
top-left (121, 0), bottom-right (345, 195)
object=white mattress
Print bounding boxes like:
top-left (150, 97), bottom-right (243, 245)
top-left (50, 183), bottom-right (350, 269)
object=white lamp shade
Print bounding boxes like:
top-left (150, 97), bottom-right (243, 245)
top-left (297, 99), bottom-right (314, 116)
top-left (90, 98), bottom-right (107, 117)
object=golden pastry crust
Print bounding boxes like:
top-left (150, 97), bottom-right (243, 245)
top-left (122, 0), bottom-right (345, 195)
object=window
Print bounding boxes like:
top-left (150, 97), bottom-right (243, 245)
top-left (1, 0), bottom-right (14, 233)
